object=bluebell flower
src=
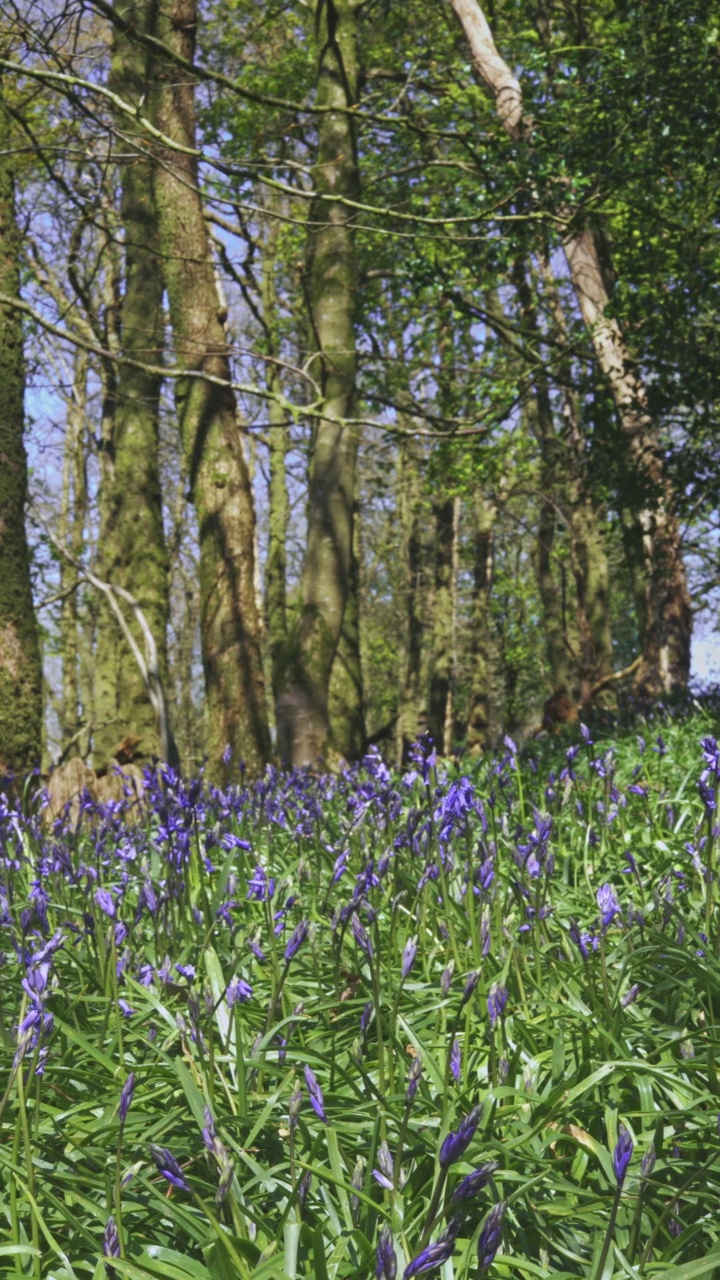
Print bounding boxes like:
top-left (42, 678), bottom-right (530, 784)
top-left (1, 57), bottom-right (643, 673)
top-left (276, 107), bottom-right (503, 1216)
top-left (477, 1201), bottom-right (506, 1271)
top-left (226, 977), bottom-right (253, 1006)
top-left (597, 883), bottom-right (621, 929)
top-left (407, 1053), bottom-right (423, 1101)
top-left (103, 1215), bottom-right (120, 1275)
top-left (439, 1105), bottom-right (481, 1169)
top-left (451, 1162), bottom-right (499, 1203)
top-left (613, 1124), bottom-right (633, 1184)
top-left (175, 963), bottom-right (196, 981)
top-left (303, 1064), bottom-right (326, 1122)
top-left (461, 970), bottom-right (479, 1006)
top-left (373, 1140), bottom-right (395, 1191)
top-left (401, 936), bottom-right (417, 979)
top-left (404, 1216), bottom-right (462, 1277)
top-left (149, 1144), bottom-right (190, 1190)
top-left (450, 1038), bottom-right (461, 1083)
top-left (440, 962), bottom-right (454, 996)
top-left (284, 920), bottom-right (308, 963)
top-left (351, 913), bottom-right (373, 958)
top-left (376, 1225), bottom-right (396, 1280)
top-left (487, 984), bottom-right (507, 1028)
top-left (119, 1072), bottom-right (135, 1124)
top-left (96, 888), bottom-right (116, 918)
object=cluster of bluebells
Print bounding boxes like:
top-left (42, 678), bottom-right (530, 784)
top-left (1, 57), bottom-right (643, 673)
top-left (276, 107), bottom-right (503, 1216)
top-left (1, 714), bottom-right (719, 1270)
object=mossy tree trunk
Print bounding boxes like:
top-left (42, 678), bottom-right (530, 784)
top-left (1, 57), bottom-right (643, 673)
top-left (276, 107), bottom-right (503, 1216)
top-left (276, 0), bottom-right (360, 766)
top-left (151, 0), bottom-right (270, 777)
top-left (93, 0), bottom-right (172, 767)
top-left (0, 93), bottom-right (43, 775)
top-left (261, 206), bottom-right (290, 725)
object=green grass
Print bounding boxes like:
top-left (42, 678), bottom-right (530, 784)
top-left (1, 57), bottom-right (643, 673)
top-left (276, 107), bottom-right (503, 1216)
top-left (2, 702), bottom-right (720, 1278)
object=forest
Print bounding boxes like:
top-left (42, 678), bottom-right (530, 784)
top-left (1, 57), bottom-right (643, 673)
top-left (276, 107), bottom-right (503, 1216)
top-left (0, 0), bottom-right (719, 780)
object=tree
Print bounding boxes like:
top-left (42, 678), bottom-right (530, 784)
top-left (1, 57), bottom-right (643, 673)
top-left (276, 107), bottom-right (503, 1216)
top-left (0, 86), bottom-right (43, 774)
top-left (276, 0), bottom-right (361, 766)
top-left (150, 0), bottom-right (271, 776)
top-left (93, 0), bottom-right (172, 767)
top-left (448, 0), bottom-right (692, 698)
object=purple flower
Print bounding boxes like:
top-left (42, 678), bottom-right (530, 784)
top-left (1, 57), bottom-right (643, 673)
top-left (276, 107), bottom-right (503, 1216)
top-left (404, 1216), bottom-right (462, 1277)
top-left (103, 1215), bottom-right (120, 1275)
top-left (401, 936), bottom-right (417, 979)
top-left (621, 983), bottom-right (640, 1008)
top-left (461, 970), bottom-right (479, 1006)
top-left (439, 1105), bottom-right (481, 1169)
top-left (303, 1064), bottom-right (326, 1123)
top-left (487, 984), bottom-right (507, 1028)
top-left (597, 883), bottom-right (621, 929)
top-left (149, 1144), bottom-right (190, 1191)
top-left (202, 1106), bottom-right (216, 1151)
top-left (284, 920), bottom-right (308, 963)
top-left (360, 1001), bottom-right (373, 1035)
top-left (373, 1140), bottom-right (395, 1191)
top-left (450, 1038), bottom-right (461, 1084)
top-left (440, 962), bottom-right (454, 996)
top-left (96, 888), bottom-right (116, 918)
top-left (118, 999), bottom-right (135, 1017)
top-left (226, 977), bottom-right (253, 1006)
top-left (376, 1225), bottom-right (397, 1280)
top-left (351, 913), bottom-right (373, 959)
top-left (407, 1053), bottom-right (423, 1101)
top-left (451, 1162), bottom-right (499, 1203)
top-left (613, 1123), bottom-right (633, 1184)
top-left (119, 1072), bottom-right (135, 1124)
top-left (247, 865), bottom-right (274, 901)
top-left (175, 963), bottom-right (196, 981)
top-left (477, 1201), bottom-right (506, 1271)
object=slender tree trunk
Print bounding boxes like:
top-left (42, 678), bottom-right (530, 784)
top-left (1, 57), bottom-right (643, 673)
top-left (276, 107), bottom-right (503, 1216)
top-left (427, 494), bottom-right (456, 751)
top-left (151, 0), bottom-right (270, 777)
top-left (59, 348), bottom-right (89, 759)
top-left (466, 494), bottom-right (496, 752)
top-left (94, 0), bottom-right (172, 767)
top-left (261, 207), bottom-right (290, 721)
top-left (448, 0), bottom-right (691, 696)
top-left (328, 496), bottom-right (365, 760)
top-left (0, 92), bottom-right (43, 775)
top-left (276, 0), bottom-right (360, 765)
top-left (396, 430), bottom-right (431, 764)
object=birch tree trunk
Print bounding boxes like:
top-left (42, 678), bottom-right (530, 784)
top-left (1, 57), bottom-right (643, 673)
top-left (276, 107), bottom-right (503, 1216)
top-left (448, 0), bottom-right (691, 697)
top-left (151, 0), bottom-right (270, 776)
top-left (0, 92), bottom-right (43, 774)
top-left (276, 0), bottom-right (360, 765)
top-left (94, 0), bottom-right (172, 767)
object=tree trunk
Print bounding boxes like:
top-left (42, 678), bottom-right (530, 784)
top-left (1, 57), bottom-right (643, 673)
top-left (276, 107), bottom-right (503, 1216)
top-left (94, 0), bottom-right (172, 767)
top-left (276, 0), bottom-right (360, 766)
top-left (261, 206), bottom-right (290, 721)
top-left (59, 348), bottom-right (89, 760)
top-left (151, 0), bottom-right (270, 777)
top-left (540, 256), bottom-right (614, 706)
top-left (427, 494), bottom-right (456, 751)
top-left (466, 494), bottom-right (496, 753)
top-left (396, 430), bottom-right (431, 764)
top-left (0, 93), bottom-right (43, 775)
top-left (448, 0), bottom-right (691, 697)
top-left (328, 497), bottom-right (365, 761)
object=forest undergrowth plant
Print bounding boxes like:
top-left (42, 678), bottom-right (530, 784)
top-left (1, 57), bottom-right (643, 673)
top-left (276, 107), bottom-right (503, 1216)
top-left (1, 703), bottom-right (720, 1277)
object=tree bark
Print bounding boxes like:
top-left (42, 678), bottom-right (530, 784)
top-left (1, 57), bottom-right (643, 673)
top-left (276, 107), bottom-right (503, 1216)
top-left (396, 429), bottom-right (432, 764)
top-left (466, 493), bottom-right (496, 753)
top-left (261, 206), bottom-right (290, 720)
top-left (276, 0), bottom-right (360, 766)
top-left (59, 348), bottom-right (89, 760)
top-left (94, 0), bottom-right (172, 767)
top-left (448, 0), bottom-right (691, 697)
top-left (328, 495), bottom-right (365, 761)
top-left (0, 92), bottom-right (43, 775)
top-left (151, 0), bottom-right (270, 776)
top-left (427, 495), bottom-right (457, 753)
